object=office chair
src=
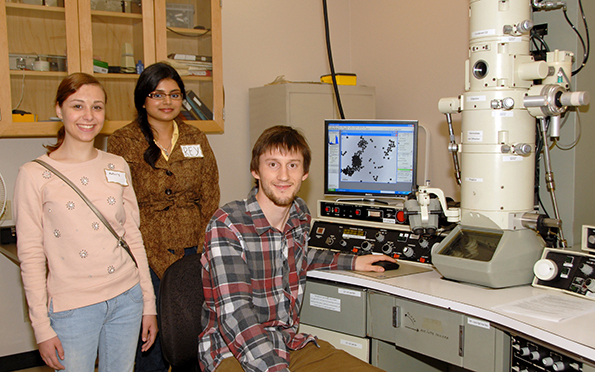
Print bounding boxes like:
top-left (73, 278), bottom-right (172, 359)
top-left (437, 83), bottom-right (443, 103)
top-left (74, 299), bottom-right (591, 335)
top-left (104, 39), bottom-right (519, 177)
top-left (158, 253), bottom-right (204, 372)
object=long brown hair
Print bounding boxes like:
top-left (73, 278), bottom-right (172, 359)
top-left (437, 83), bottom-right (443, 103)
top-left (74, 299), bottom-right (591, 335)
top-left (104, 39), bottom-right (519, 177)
top-left (44, 73), bottom-right (107, 154)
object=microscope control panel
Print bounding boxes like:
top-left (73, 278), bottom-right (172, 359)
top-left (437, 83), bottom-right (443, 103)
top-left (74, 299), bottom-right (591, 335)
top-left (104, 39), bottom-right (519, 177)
top-left (310, 218), bottom-right (443, 264)
top-left (532, 248), bottom-right (595, 300)
top-left (512, 335), bottom-right (584, 372)
top-left (318, 200), bottom-right (408, 225)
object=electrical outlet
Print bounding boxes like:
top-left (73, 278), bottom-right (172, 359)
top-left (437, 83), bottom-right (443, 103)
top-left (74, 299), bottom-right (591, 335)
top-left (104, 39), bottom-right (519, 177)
top-left (1, 200), bottom-right (12, 221)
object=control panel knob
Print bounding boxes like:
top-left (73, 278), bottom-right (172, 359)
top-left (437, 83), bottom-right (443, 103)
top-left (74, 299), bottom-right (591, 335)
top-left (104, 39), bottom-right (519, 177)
top-left (552, 361), bottom-right (567, 371)
top-left (542, 357), bottom-right (555, 367)
top-left (325, 236), bottom-right (336, 246)
top-left (533, 259), bottom-right (558, 281)
top-left (502, 96), bottom-right (515, 109)
top-left (519, 347), bottom-right (531, 357)
top-left (340, 240), bottom-right (347, 247)
top-left (375, 232), bottom-right (385, 243)
top-left (381, 242), bottom-right (395, 255)
top-left (418, 239), bottom-right (429, 249)
top-left (361, 241), bottom-right (373, 252)
top-left (580, 263), bottom-right (594, 276)
top-left (402, 246), bottom-right (415, 258)
top-left (514, 143), bottom-right (532, 155)
top-left (586, 278), bottom-right (595, 291)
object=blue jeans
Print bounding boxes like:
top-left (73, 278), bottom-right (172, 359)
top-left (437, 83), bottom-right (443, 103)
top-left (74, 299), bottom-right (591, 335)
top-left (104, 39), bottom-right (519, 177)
top-left (49, 283), bottom-right (143, 372)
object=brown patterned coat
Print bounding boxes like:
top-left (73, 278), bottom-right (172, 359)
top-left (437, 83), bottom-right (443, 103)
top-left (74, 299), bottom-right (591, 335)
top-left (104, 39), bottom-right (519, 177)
top-left (108, 120), bottom-right (220, 278)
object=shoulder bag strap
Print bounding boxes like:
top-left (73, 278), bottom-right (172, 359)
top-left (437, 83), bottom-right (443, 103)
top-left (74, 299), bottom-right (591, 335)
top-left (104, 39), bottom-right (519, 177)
top-left (32, 159), bottom-right (138, 267)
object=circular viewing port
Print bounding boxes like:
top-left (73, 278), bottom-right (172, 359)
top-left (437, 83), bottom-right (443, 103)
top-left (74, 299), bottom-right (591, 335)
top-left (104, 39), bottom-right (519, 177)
top-left (472, 60), bottom-right (489, 79)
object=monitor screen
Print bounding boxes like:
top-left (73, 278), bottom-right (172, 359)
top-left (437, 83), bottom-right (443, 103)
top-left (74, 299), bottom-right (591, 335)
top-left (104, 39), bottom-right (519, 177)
top-left (324, 119), bottom-right (418, 198)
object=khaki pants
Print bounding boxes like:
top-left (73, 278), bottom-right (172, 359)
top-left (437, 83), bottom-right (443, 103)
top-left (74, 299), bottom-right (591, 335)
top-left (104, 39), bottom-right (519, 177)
top-left (215, 339), bottom-right (385, 372)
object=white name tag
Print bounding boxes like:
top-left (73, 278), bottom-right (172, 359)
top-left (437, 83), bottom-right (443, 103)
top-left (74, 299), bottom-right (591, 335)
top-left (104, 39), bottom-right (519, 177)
top-left (181, 144), bottom-right (204, 158)
top-left (105, 170), bottom-right (129, 186)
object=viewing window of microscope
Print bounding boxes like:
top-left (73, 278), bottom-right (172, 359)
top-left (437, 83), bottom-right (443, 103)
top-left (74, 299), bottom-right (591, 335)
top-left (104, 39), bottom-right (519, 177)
top-left (439, 228), bottom-right (503, 262)
top-left (324, 119), bottom-right (418, 198)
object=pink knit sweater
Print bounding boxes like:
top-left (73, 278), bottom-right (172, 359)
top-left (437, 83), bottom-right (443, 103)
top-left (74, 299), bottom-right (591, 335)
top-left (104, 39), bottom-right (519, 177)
top-left (14, 151), bottom-right (156, 343)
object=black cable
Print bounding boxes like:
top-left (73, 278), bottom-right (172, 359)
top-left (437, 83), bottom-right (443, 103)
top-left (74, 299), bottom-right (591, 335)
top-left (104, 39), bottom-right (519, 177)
top-left (563, 0), bottom-right (590, 76)
top-left (531, 34), bottom-right (550, 53)
top-left (322, 0), bottom-right (345, 119)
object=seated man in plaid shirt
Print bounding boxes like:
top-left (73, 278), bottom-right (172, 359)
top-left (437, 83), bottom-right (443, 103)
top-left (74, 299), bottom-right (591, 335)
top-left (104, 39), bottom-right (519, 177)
top-left (198, 125), bottom-right (394, 372)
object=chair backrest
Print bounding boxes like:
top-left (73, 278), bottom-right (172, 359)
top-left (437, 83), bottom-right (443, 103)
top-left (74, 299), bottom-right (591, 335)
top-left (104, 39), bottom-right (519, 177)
top-left (158, 253), bottom-right (204, 370)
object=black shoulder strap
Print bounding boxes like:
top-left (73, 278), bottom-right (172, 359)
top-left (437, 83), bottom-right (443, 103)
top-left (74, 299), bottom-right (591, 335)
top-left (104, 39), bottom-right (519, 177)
top-left (32, 159), bottom-right (137, 267)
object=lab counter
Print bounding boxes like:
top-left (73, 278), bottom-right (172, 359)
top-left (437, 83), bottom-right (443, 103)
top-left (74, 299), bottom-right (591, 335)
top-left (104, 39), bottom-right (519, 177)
top-left (304, 262), bottom-right (595, 371)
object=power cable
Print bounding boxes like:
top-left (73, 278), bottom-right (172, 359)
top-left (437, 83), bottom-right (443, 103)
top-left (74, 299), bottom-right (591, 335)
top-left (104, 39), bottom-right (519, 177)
top-left (563, 0), bottom-right (590, 75)
top-left (322, 0), bottom-right (345, 119)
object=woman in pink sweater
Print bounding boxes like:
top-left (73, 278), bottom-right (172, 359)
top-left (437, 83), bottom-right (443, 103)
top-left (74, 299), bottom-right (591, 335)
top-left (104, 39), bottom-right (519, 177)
top-left (14, 73), bottom-right (157, 371)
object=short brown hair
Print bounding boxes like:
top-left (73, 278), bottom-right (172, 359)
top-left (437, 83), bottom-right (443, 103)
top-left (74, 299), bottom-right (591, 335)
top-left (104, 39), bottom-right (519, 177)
top-left (250, 125), bottom-right (311, 174)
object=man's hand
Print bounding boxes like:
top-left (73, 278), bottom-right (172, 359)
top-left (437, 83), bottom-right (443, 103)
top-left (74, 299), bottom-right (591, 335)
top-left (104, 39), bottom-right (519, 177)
top-left (354, 254), bottom-right (398, 272)
top-left (38, 336), bottom-right (65, 370)
top-left (140, 315), bottom-right (158, 352)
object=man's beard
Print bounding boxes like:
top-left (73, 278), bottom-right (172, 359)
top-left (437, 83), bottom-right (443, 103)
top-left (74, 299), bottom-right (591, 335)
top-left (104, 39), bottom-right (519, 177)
top-left (261, 182), bottom-right (298, 207)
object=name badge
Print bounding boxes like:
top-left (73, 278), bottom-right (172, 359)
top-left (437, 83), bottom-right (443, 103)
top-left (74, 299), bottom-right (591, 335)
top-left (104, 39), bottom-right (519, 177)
top-left (181, 144), bottom-right (204, 158)
top-left (105, 169), bottom-right (129, 186)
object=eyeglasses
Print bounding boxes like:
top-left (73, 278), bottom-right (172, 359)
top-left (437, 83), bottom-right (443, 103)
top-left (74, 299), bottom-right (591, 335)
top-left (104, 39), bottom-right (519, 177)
top-left (147, 91), bottom-right (183, 100)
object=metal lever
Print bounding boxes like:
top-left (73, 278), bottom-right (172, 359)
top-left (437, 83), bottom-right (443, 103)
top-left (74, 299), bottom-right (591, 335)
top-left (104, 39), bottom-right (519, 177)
top-left (446, 113), bottom-right (461, 185)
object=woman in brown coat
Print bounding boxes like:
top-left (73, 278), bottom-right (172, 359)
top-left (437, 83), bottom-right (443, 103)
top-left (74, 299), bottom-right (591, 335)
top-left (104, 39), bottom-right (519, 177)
top-left (108, 62), bottom-right (220, 372)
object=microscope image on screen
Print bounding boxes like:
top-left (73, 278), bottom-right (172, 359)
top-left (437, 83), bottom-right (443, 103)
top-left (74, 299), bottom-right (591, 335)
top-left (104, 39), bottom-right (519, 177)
top-left (324, 120), bottom-right (418, 199)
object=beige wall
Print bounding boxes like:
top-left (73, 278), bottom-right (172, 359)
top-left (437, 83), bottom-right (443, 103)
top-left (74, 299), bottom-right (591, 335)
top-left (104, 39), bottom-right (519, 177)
top-left (210, 0), bottom-right (353, 204)
top-left (211, 0), bottom-right (468, 205)
top-left (348, 0), bottom-right (468, 199)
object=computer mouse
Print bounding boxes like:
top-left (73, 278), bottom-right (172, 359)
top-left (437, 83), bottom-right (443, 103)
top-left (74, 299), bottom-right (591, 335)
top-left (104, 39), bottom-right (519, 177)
top-left (372, 260), bottom-right (400, 271)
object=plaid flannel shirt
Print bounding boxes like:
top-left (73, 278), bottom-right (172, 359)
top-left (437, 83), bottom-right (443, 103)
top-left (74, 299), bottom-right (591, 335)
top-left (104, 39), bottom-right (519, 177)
top-left (198, 187), bottom-right (356, 372)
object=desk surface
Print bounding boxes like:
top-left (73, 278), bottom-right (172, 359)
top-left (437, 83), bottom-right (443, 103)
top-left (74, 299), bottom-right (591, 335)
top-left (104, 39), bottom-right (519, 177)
top-left (307, 263), bottom-right (595, 363)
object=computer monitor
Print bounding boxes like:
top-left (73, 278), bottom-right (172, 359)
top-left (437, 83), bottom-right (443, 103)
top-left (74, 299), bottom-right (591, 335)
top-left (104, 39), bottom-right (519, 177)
top-left (324, 119), bottom-right (418, 199)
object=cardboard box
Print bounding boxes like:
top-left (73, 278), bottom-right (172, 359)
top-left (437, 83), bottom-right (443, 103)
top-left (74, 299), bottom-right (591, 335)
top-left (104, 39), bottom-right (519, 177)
top-left (93, 59), bottom-right (109, 74)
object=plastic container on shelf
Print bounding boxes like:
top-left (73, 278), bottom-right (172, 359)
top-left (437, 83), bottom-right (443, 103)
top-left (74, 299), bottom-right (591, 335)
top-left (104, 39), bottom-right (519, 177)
top-left (165, 3), bottom-right (195, 29)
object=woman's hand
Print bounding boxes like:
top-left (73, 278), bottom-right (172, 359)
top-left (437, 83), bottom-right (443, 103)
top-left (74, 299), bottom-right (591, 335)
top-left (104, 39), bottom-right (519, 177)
top-left (140, 315), bottom-right (158, 352)
top-left (38, 336), bottom-right (65, 370)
